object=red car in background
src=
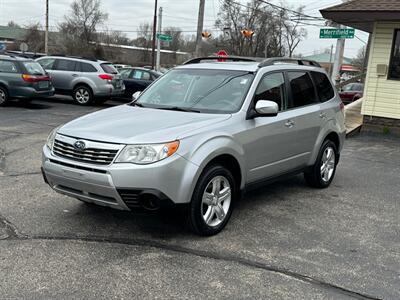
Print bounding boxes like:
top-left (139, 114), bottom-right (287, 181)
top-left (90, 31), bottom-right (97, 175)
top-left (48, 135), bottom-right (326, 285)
top-left (339, 83), bottom-right (364, 104)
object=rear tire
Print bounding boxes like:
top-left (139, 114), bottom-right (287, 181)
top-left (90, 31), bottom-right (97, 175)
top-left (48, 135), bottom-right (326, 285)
top-left (0, 86), bottom-right (9, 106)
top-left (188, 165), bottom-right (236, 236)
top-left (73, 85), bottom-right (93, 105)
top-left (304, 140), bottom-right (338, 188)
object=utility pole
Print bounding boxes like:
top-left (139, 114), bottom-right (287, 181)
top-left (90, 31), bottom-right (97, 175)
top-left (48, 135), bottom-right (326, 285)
top-left (151, 0), bottom-right (158, 70)
top-left (195, 0), bottom-right (205, 57)
top-left (156, 7), bottom-right (163, 72)
top-left (331, 0), bottom-right (348, 83)
top-left (45, 0), bottom-right (49, 55)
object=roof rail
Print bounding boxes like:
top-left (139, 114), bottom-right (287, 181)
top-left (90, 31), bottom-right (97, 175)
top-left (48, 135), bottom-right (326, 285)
top-left (258, 57), bottom-right (321, 68)
top-left (49, 54), bottom-right (99, 62)
top-left (183, 56), bottom-right (259, 65)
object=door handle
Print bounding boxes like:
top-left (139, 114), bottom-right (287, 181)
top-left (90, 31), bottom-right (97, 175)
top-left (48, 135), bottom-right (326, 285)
top-left (285, 120), bottom-right (295, 128)
top-left (319, 112), bottom-right (327, 118)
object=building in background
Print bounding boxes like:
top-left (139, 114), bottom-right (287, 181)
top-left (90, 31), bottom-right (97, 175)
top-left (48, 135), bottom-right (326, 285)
top-left (321, 0), bottom-right (400, 134)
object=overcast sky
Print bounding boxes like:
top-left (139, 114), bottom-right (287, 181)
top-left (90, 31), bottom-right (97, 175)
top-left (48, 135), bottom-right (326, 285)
top-left (0, 0), bottom-right (367, 58)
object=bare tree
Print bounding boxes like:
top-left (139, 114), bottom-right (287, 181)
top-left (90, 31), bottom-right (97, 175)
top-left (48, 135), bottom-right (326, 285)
top-left (58, 0), bottom-right (108, 56)
top-left (352, 46), bottom-right (367, 73)
top-left (23, 23), bottom-right (45, 53)
top-left (282, 7), bottom-right (307, 57)
top-left (132, 22), bottom-right (153, 63)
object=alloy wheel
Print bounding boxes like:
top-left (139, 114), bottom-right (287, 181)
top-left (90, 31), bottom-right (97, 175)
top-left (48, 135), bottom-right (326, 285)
top-left (320, 146), bottom-right (335, 182)
top-left (0, 89), bottom-right (6, 105)
top-left (201, 175), bottom-right (231, 227)
top-left (75, 88), bottom-right (90, 104)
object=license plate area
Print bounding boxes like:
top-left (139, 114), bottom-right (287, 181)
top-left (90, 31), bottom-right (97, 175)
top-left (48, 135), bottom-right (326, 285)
top-left (38, 81), bottom-right (49, 89)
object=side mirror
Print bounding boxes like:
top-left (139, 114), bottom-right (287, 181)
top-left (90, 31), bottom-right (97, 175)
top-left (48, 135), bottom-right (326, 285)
top-left (132, 91), bottom-right (141, 101)
top-left (254, 100), bottom-right (279, 117)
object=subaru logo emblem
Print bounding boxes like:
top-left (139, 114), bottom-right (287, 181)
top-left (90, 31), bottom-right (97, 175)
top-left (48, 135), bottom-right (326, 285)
top-left (74, 140), bottom-right (86, 151)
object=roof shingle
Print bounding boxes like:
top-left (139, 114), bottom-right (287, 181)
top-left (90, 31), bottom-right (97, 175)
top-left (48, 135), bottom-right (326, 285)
top-left (322, 0), bottom-right (400, 12)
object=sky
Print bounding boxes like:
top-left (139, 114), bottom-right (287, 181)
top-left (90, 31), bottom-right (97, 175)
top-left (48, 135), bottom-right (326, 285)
top-left (0, 0), bottom-right (368, 58)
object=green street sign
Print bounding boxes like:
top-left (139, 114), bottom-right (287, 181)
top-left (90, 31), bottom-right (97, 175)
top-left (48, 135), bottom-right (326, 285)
top-left (156, 33), bottom-right (172, 41)
top-left (320, 28), bottom-right (355, 39)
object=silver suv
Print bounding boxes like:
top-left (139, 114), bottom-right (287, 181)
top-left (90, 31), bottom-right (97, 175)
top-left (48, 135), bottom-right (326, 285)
top-left (41, 57), bottom-right (345, 236)
top-left (36, 56), bottom-right (125, 105)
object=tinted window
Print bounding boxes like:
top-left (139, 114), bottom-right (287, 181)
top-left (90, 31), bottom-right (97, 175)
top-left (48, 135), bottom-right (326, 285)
top-left (101, 63), bottom-right (118, 74)
top-left (311, 72), bottom-right (334, 102)
top-left (255, 73), bottom-right (285, 111)
top-left (80, 62), bottom-right (97, 72)
top-left (388, 29), bottom-right (400, 80)
top-left (132, 70), bottom-right (151, 80)
top-left (287, 72), bottom-right (317, 108)
top-left (38, 58), bottom-right (56, 70)
top-left (23, 61), bottom-right (45, 75)
top-left (119, 69), bottom-right (131, 79)
top-left (55, 59), bottom-right (76, 71)
top-left (0, 60), bottom-right (18, 73)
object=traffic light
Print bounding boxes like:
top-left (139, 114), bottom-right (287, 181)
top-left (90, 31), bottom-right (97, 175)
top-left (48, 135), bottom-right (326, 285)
top-left (202, 31), bottom-right (212, 39)
top-left (241, 30), bottom-right (254, 38)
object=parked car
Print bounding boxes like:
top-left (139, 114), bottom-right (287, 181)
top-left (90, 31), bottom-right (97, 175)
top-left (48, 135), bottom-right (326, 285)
top-left (119, 67), bottom-right (162, 98)
top-left (41, 57), bottom-right (346, 236)
top-left (0, 54), bottom-right (54, 106)
top-left (114, 64), bottom-right (132, 70)
top-left (339, 82), bottom-right (364, 104)
top-left (36, 56), bottom-right (125, 105)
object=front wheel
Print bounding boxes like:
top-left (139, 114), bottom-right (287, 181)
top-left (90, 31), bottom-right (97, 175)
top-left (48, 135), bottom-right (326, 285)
top-left (188, 165), bottom-right (236, 236)
top-left (304, 140), bottom-right (338, 188)
top-left (73, 86), bottom-right (93, 105)
top-left (0, 86), bottom-right (9, 106)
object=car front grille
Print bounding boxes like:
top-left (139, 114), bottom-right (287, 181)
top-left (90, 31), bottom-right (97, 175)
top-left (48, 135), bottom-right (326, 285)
top-left (53, 139), bottom-right (119, 165)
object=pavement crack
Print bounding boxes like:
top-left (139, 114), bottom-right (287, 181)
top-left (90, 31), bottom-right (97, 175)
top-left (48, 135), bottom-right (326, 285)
top-left (0, 214), bottom-right (27, 239)
top-left (5, 234), bottom-right (382, 300)
top-left (1, 171), bottom-right (41, 177)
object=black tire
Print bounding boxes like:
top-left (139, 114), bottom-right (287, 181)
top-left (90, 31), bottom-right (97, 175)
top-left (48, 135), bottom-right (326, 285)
top-left (73, 85), bottom-right (93, 106)
top-left (188, 164), bottom-right (236, 236)
top-left (304, 140), bottom-right (338, 188)
top-left (0, 86), bottom-right (9, 106)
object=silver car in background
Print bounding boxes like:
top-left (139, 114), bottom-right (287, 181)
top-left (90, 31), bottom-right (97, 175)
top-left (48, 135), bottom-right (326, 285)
top-left (36, 56), bottom-right (125, 105)
top-left (41, 57), bottom-right (346, 236)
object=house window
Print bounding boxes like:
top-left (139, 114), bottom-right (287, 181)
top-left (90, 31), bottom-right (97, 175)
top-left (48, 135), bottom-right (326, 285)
top-left (388, 29), bottom-right (400, 80)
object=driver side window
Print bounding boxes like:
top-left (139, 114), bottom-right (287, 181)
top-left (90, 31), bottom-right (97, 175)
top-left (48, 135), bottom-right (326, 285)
top-left (254, 73), bottom-right (285, 111)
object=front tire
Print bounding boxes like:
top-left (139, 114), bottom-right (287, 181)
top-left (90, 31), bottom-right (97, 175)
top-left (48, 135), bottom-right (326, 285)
top-left (73, 86), bottom-right (93, 105)
top-left (304, 140), bottom-right (338, 188)
top-left (188, 165), bottom-right (236, 236)
top-left (0, 86), bottom-right (9, 106)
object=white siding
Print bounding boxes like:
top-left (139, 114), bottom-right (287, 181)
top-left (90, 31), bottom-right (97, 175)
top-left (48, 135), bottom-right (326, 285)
top-left (362, 22), bottom-right (400, 119)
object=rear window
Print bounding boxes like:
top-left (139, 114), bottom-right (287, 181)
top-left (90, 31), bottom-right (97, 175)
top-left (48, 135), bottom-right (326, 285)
top-left (311, 72), bottom-right (335, 102)
top-left (0, 60), bottom-right (18, 73)
top-left (23, 61), bottom-right (46, 75)
top-left (101, 63), bottom-right (118, 74)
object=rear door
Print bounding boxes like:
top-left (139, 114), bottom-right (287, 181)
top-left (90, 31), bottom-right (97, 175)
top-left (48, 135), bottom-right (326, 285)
top-left (0, 59), bottom-right (22, 96)
top-left (283, 71), bottom-right (321, 166)
top-left (51, 59), bottom-right (77, 90)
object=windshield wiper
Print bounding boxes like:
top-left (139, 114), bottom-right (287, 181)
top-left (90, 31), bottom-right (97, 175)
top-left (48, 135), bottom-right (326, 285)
top-left (157, 106), bottom-right (200, 113)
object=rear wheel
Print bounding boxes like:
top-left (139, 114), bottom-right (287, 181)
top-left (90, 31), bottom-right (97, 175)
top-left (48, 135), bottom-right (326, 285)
top-left (0, 86), bottom-right (9, 106)
top-left (188, 165), bottom-right (236, 236)
top-left (304, 140), bottom-right (338, 188)
top-left (73, 86), bottom-right (93, 105)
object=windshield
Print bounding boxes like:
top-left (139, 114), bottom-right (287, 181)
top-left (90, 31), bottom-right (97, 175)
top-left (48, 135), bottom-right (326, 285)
top-left (134, 69), bottom-right (254, 113)
top-left (23, 61), bottom-right (46, 75)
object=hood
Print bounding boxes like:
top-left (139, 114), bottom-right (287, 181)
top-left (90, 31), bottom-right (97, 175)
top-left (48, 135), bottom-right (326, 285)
top-left (58, 104), bottom-right (231, 144)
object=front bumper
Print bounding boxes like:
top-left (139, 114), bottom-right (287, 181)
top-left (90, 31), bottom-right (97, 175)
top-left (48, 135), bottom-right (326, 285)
top-left (41, 145), bottom-right (198, 210)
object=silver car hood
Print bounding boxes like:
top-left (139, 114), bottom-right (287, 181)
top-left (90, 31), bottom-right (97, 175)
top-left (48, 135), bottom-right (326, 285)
top-left (58, 104), bottom-right (231, 144)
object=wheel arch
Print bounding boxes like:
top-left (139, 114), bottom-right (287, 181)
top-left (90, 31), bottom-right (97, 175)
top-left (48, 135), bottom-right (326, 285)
top-left (72, 82), bottom-right (93, 95)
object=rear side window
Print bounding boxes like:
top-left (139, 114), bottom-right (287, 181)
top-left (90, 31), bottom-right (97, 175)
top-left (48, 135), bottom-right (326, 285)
top-left (54, 59), bottom-right (76, 71)
top-left (311, 72), bottom-right (335, 102)
top-left (79, 62), bottom-right (97, 72)
top-left (101, 63), bottom-right (118, 74)
top-left (287, 72), bottom-right (317, 109)
top-left (38, 58), bottom-right (56, 70)
top-left (254, 72), bottom-right (285, 111)
top-left (0, 60), bottom-right (18, 73)
top-left (132, 70), bottom-right (151, 80)
top-left (23, 61), bottom-right (46, 75)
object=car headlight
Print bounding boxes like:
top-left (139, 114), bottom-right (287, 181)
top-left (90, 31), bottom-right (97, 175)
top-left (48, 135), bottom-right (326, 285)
top-left (116, 141), bottom-right (179, 164)
top-left (46, 126), bottom-right (61, 150)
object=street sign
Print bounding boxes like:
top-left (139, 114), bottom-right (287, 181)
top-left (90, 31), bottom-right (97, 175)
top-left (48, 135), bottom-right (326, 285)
top-left (19, 42), bottom-right (28, 52)
top-left (0, 42), bottom-right (6, 52)
top-left (217, 49), bottom-right (228, 62)
top-left (320, 28), bottom-right (355, 39)
top-left (156, 33), bottom-right (172, 41)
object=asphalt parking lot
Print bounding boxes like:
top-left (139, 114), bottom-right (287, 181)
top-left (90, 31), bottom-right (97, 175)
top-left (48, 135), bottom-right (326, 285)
top-left (0, 97), bottom-right (399, 299)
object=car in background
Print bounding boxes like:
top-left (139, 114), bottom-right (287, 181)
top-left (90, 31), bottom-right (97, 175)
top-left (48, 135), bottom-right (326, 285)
top-left (36, 56), bottom-right (125, 105)
top-left (0, 54), bottom-right (54, 106)
top-left (114, 64), bottom-right (132, 70)
top-left (339, 82), bottom-right (364, 104)
top-left (119, 67), bottom-right (162, 99)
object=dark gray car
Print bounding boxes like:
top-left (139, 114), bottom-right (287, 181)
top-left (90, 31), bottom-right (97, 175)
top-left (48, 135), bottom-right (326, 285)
top-left (0, 54), bottom-right (54, 106)
top-left (36, 56), bottom-right (125, 105)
